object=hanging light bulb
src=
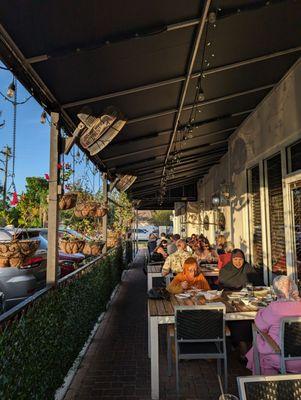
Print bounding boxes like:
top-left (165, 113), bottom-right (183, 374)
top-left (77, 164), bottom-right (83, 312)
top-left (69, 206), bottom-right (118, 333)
top-left (198, 88), bottom-right (205, 101)
top-left (40, 110), bottom-right (47, 124)
top-left (7, 81), bottom-right (16, 98)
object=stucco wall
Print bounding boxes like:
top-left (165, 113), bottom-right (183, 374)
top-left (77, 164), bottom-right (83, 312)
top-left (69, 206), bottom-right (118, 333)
top-left (197, 57), bottom-right (301, 253)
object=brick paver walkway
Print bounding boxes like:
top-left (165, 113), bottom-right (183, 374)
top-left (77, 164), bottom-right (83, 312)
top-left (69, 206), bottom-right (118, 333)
top-left (64, 249), bottom-right (249, 400)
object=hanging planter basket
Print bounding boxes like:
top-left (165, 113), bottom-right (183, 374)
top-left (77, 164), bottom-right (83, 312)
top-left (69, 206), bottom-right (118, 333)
top-left (82, 241), bottom-right (104, 256)
top-left (59, 238), bottom-right (85, 254)
top-left (95, 205), bottom-right (108, 218)
top-left (0, 239), bottom-right (40, 268)
top-left (74, 202), bottom-right (107, 218)
top-left (59, 192), bottom-right (78, 210)
top-left (74, 202), bottom-right (98, 218)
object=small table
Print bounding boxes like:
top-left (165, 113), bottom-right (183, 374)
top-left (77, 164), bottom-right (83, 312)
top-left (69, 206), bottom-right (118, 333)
top-left (148, 293), bottom-right (257, 400)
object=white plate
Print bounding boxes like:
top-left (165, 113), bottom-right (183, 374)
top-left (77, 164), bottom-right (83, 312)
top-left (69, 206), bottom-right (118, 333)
top-left (175, 293), bottom-right (191, 299)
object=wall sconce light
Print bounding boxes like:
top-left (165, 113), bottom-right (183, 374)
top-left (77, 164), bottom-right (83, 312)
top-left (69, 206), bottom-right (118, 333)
top-left (211, 194), bottom-right (220, 207)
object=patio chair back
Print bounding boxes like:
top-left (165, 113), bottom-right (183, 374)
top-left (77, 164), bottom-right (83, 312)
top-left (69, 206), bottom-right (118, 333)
top-left (174, 304), bottom-right (227, 394)
top-left (176, 307), bottom-right (224, 342)
top-left (280, 316), bottom-right (301, 373)
top-left (237, 374), bottom-right (301, 400)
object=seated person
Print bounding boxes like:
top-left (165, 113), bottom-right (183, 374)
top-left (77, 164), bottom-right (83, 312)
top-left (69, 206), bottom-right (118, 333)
top-left (162, 239), bottom-right (190, 276)
top-left (151, 240), bottom-right (168, 262)
top-left (166, 233), bottom-right (180, 255)
top-left (219, 249), bottom-right (261, 290)
top-left (147, 233), bottom-right (157, 256)
top-left (167, 257), bottom-right (210, 294)
top-left (216, 234), bottom-right (226, 255)
top-left (194, 240), bottom-right (218, 264)
top-left (246, 275), bottom-right (301, 375)
top-left (217, 241), bottom-right (234, 269)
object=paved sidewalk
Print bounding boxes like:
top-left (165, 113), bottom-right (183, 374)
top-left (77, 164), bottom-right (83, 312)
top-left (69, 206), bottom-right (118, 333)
top-left (64, 249), bottom-right (249, 400)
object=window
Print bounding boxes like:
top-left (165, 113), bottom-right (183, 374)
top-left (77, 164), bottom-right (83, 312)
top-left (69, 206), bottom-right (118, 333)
top-left (248, 165), bottom-right (263, 267)
top-left (287, 139), bottom-right (301, 173)
top-left (266, 154), bottom-right (286, 275)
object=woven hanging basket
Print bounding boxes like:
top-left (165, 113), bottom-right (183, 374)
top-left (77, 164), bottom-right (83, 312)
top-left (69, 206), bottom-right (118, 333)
top-left (74, 202), bottom-right (98, 218)
top-left (0, 239), bottom-right (40, 268)
top-left (18, 239), bottom-right (40, 257)
top-left (59, 239), bottom-right (85, 254)
top-left (82, 241), bottom-right (104, 256)
top-left (95, 206), bottom-right (108, 218)
top-left (59, 193), bottom-right (78, 210)
top-left (0, 240), bottom-right (21, 258)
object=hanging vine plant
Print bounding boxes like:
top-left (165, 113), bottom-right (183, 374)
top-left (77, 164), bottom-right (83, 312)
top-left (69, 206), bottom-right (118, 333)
top-left (203, 214), bottom-right (209, 231)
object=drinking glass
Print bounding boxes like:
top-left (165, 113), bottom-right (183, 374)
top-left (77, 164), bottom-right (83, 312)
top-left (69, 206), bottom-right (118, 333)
top-left (269, 285), bottom-right (277, 301)
top-left (246, 282), bottom-right (253, 299)
top-left (218, 395), bottom-right (239, 400)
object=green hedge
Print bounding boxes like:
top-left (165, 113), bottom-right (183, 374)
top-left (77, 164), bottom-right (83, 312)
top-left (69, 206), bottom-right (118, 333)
top-left (0, 245), bottom-right (124, 400)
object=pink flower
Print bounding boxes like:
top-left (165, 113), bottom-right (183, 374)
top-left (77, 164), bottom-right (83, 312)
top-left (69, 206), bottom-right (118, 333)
top-left (57, 163), bottom-right (63, 170)
top-left (45, 173), bottom-right (50, 181)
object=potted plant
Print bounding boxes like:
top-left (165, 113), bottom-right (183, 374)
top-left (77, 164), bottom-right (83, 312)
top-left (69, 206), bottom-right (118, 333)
top-left (74, 191), bottom-right (107, 218)
top-left (59, 233), bottom-right (85, 254)
top-left (59, 164), bottom-right (78, 210)
top-left (82, 239), bottom-right (104, 256)
top-left (0, 229), bottom-right (40, 268)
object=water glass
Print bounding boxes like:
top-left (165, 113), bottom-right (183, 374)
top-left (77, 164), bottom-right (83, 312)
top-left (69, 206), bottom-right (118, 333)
top-left (218, 395), bottom-right (239, 400)
top-left (246, 282), bottom-right (253, 298)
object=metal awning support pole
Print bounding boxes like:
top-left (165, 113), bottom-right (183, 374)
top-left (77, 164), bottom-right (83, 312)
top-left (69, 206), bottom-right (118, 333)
top-left (46, 112), bottom-right (60, 286)
top-left (102, 172), bottom-right (108, 253)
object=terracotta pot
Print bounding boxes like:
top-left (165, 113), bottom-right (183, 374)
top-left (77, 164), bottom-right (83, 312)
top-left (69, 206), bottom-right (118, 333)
top-left (59, 239), bottom-right (85, 254)
top-left (59, 193), bottom-right (78, 210)
top-left (82, 241), bottom-right (104, 256)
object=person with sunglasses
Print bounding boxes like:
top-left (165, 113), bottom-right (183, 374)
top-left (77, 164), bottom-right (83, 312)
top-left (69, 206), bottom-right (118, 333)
top-left (194, 240), bottom-right (218, 265)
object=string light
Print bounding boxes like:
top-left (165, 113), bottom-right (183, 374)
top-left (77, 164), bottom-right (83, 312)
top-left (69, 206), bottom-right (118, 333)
top-left (40, 110), bottom-right (47, 124)
top-left (7, 81), bottom-right (15, 98)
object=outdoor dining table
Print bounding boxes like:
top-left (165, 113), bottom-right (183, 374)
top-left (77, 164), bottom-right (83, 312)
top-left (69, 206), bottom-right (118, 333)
top-left (148, 291), bottom-right (259, 400)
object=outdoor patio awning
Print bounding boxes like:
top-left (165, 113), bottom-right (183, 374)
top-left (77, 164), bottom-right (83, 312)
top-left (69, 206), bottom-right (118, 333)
top-left (0, 0), bottom-right (300, 208)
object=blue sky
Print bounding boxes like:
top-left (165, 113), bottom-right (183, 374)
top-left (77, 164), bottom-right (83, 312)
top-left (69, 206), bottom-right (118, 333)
top-left (0, 65), bottom-right (101, 195)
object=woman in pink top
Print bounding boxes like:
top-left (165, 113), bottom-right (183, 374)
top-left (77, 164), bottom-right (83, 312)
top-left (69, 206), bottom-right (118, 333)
top-left (246, 275), bottom-right (301, 375)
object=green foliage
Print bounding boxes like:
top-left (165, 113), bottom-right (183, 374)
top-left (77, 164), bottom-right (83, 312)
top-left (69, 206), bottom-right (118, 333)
top-left (150, 210), bottom-right (173, 227)
top-left (112, 192), bottom-right (134, 234)
top-left (15, 177), bottom-right (49, 227)
top-left (0, 207), bottom-right (20, 227)
top-left (0, 246), bottom-right (125, 400)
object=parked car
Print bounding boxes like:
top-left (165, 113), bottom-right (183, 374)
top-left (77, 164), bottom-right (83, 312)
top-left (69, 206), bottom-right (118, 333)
top-left (131, 228), bottom-right (149, 241)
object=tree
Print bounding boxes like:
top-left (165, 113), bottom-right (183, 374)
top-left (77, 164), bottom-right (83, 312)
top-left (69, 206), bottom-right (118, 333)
top-left (16, 177), bottom-right (49, 227)
top-left (150, 210), bottom-right (173, 227)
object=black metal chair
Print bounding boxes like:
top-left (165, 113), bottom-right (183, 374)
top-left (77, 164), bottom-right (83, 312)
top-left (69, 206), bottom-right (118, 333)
top-left (252, 316), bottom-right (301, 374)
top-left (237, 374), bottom-right (301, 400)
top-left (174, 304), bottom-right (227, 395)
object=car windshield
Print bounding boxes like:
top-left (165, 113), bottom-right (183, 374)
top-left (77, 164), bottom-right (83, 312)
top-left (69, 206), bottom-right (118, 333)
top-left (38, 235), bottom-right (48, 250)
top-left (0, 229), bottom-right (12, 241)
